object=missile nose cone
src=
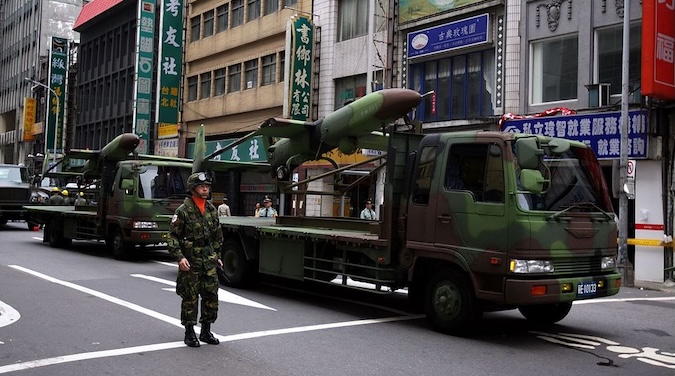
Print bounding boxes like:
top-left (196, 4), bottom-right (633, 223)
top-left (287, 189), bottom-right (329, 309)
top-left (375, 88), bottom-right (422, 120)
top-left (119, 133), bottom-right (141, 150)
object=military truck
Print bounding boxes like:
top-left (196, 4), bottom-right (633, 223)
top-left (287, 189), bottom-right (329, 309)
top-left (0, 163), bottom-right (46, 229)
top-left (217, 130), bottom-right (621, 333)
top-left (24, 134), bottom-right (194, 259)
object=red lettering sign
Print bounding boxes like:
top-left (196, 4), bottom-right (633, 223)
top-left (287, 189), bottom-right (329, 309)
top-left (642, 0), bottom-right (675, 100)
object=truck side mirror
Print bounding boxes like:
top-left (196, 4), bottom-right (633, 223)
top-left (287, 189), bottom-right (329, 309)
top-left (121, 178), bottom-right (135, 195)
top-left (514, 138), bottom-right (543, 170)
top-left (520, 169), bottom-right (545, 194)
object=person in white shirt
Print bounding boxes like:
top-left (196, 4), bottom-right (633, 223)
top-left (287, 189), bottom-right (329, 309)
top-left (217, 197), bottom-right (231, 217)
top-left (258, 198), bottom-right (278, 218)
top-left (359, 199), bottom-right (378, 220)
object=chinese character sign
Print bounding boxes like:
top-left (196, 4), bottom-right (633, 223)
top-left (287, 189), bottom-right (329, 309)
top-left (23, 97), bottom-right (36, 142)
top-left (187, 135), bottom-right (268, 162)
top-left (156, 0), bottom-right (183, 140)
top-left (133, 0), bottom-right (157, 154)
top-left (286, 15), bottom-right (314, 121)
top-left (501, 110), bottom-right (649, 159)
top-left (47, 37), bottom-right (69, 154)
top-left (407, 14), bottom-right (489, 59)
top-left (642, 0), bottom-right (675, 100)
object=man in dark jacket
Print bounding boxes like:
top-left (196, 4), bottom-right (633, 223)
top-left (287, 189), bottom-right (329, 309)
top-left (168, 172), bottom-right (224, 347)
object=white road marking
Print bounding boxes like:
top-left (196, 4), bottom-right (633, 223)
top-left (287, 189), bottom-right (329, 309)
top-left (0, 315), bottom-right (422, 374)
top-left (131, 274), bottom-right (276, 311)
top-left (0, 300), bottom-right (20, 329)
top-left (574, 296), bottom-right (675, 304)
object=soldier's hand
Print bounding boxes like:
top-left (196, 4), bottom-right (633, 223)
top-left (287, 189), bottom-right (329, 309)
top-left (217, 259), bottom-right (223, 268)
top-left (178, 258), bottom-right (191, 271)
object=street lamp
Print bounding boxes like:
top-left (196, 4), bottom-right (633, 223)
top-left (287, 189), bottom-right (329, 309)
top-left (24, 77), bottom-right (59, 168)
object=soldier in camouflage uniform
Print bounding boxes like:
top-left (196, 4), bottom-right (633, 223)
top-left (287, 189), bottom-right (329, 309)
top-left (168, 172), bottom-right (224, 347)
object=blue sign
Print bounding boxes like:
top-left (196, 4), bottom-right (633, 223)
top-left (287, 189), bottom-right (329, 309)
top-left (502, 110), bottom-right (649, 159)
top-left (407, 13), bottom-right (489, 59)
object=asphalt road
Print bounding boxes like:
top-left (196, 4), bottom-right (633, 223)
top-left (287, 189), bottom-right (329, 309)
top-left (1, 221), bottom-right (674, 376)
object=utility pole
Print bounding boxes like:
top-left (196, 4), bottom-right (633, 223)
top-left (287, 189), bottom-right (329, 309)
top-left (618, 1), bottom-right (634, 286)
top-left (24, 78), bottom-right (59, 170)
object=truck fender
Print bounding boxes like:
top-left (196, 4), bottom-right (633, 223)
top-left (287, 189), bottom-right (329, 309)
top-left (408, 249), bottom-right (477, 294)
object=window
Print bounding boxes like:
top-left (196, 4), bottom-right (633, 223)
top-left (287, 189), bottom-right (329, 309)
top-left (216, 4), bottom-right (229, 33)
top-left (596, 24), bottom-right (641, 96)
top-left (338, 0), bottom-right (368, 41)
top-left (190, 16), bottom-right (200, 42)
top-left (279, 51), bottom-right (285, 82)
top-left (200, 72), bottom-right (211, 99)
top-left (412, 146), bottom-right (437, 205)
top-left (228, 63), bottom-right (241, 92)
top-left (247, 0), bottom-right (261, 21)
top-left (214, 68), bottom-right (226, 96)
top-left (445, 143), bottom-right (504, 203)
top-left (203, 10), bottom-right (214, 37)
top-left (262, 54), bottom-right (276, 85)
top-left (531, 35), bottom-right (578, 103)
top-left (264, 0), bottom-right (278, 15)
top-left (231, 0), bottom-right (244, 27)
top-left (334, 74), bottom-right (367, 109)
top-left (187, 76), bottom-right (198, 101)
top-left (410, 49), bottom-right (494, 122)
top-left (245, 59), bottom-right (258, 89)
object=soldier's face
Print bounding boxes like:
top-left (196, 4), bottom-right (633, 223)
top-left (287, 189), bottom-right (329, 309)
top-left (194, 184), bottom-right (210, 198)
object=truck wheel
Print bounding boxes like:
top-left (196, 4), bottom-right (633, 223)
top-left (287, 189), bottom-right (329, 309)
top-left (425, 269), bottom-right (480, 334)
top-left (111, 228), bottom-right (132, 260)
top-left (518, 303), bottom-right (572, 324)
top-left (47, 219), bottom-right (62, 248)
top-left (0, 219), bottom-right (7, 226)
top-left (221, 239), bottom-right (254, 287)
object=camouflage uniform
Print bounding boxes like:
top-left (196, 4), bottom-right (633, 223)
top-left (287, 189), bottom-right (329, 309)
top-left (168, 195), bottom-right (223, 327)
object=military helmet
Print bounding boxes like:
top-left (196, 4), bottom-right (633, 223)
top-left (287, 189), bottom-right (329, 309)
top-left (187, 172), bottom-right (212, 191)
top-left (52, 187), bottom-right (60, 192)
top-left (61, 190), bottom-right (69, 196)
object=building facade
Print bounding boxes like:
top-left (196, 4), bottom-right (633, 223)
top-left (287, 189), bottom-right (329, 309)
top-left (0, 0), bottom-right (81, 165)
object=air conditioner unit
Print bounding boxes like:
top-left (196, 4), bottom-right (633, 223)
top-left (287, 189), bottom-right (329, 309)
top-left (585, 83), bottom-right (611, 108)
top-left (246, 81), bottom-right (253, 89)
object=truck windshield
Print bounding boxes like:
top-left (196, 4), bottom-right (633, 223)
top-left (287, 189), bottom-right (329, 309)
top-left (518, 146), bottom-right (613, 213)
top-left (0, 166), bottom-right (30, 183)
top-left (137, 165), bottom-right (190, 199)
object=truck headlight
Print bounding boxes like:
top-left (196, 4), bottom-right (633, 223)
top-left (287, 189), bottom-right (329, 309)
top-left (601, 256), bottom-right (616, 270)
top-left (133, 221), bottom-right (158, 229)
top-left (509, 259), bottom-right (554, 274)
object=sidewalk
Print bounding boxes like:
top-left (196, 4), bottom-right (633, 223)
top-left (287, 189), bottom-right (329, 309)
top-left (633, 279), bottom-right (675, 293)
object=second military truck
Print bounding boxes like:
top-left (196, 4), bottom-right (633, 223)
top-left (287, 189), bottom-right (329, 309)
top-left (25, 134), bottom-right (194, 259)
top-left (217, 129), bottom-right (622, 333)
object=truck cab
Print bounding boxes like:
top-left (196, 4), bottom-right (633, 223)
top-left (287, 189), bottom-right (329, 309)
top-left (402, 131), bottom-right (620, 332)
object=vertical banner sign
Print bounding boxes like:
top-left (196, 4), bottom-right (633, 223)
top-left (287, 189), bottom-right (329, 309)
top-left (287, 15), bottom-right (314, 121)
top-left (134, 0), bottom-right (156, 154)
top-left (642, 0), bottom-right (675, 100)
top-left (23, 97), bottom-right (36, 142)
top-left (48, 37), bottom-right (68, 154)
top-left (156, 0), bottom-right (183, 140)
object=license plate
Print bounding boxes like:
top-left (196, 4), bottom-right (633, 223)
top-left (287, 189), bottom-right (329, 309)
top-left (577, 281), bottom-right (597, 297)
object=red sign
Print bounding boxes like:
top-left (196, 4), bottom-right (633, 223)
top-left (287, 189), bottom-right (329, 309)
top-left (635, 223), bottom-right (665, 231)
top-left (642, 0), bottom-right (675, 100)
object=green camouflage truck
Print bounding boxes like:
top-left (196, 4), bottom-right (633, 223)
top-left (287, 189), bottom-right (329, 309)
top-left (218, 130), bottom-right (621, 333)
top-left (0, 164), bottom-right (47, 229)
top-left (24, 134), bottom-right (194, 259)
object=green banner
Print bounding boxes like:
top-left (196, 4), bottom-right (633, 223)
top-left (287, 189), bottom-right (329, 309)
top-left (156, 0), bottom-right (183, 141)
top-left (47, 37), bottom-right (68, 154)
top-left (133, 0), bottom-right (156, 154)
top-left (187, 135), bottom-right (268, 162)
top-left (288, 15), bottom-right (314, 121)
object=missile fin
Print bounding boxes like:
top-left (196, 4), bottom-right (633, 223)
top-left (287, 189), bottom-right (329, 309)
top-left (257, 117), bottom-right (318, 138)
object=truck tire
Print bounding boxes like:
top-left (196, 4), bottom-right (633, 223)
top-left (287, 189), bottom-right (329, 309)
top-left (0, 219), bottom-right (7, 226)
top-left (47, 219), bottom-right (71, 248)
top-left (110, 228), bottom-right (132, 260)
top-left (220, 239), bottom-right (254, 287)
top-left (518, 302), bottom-right (572, 324)
top-left (424, 269), bottom-right (480, 334)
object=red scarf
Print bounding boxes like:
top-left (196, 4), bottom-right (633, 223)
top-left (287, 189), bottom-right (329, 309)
top-left (192, 195), bottom-right (206, 215)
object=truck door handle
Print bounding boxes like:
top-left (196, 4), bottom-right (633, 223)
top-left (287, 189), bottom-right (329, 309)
top-left (437, 214), bottom-right (452, 223)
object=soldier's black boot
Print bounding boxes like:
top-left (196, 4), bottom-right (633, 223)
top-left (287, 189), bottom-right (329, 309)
top-left (199, 323), bottom-right (220, 345)
top-left (184, 325), bottom-right (200, 347)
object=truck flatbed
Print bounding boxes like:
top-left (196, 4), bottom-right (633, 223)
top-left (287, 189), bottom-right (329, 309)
top-left (24, 205), bottom-right (98, 219)
top-left (219, 216), bottom-right (386, 247)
